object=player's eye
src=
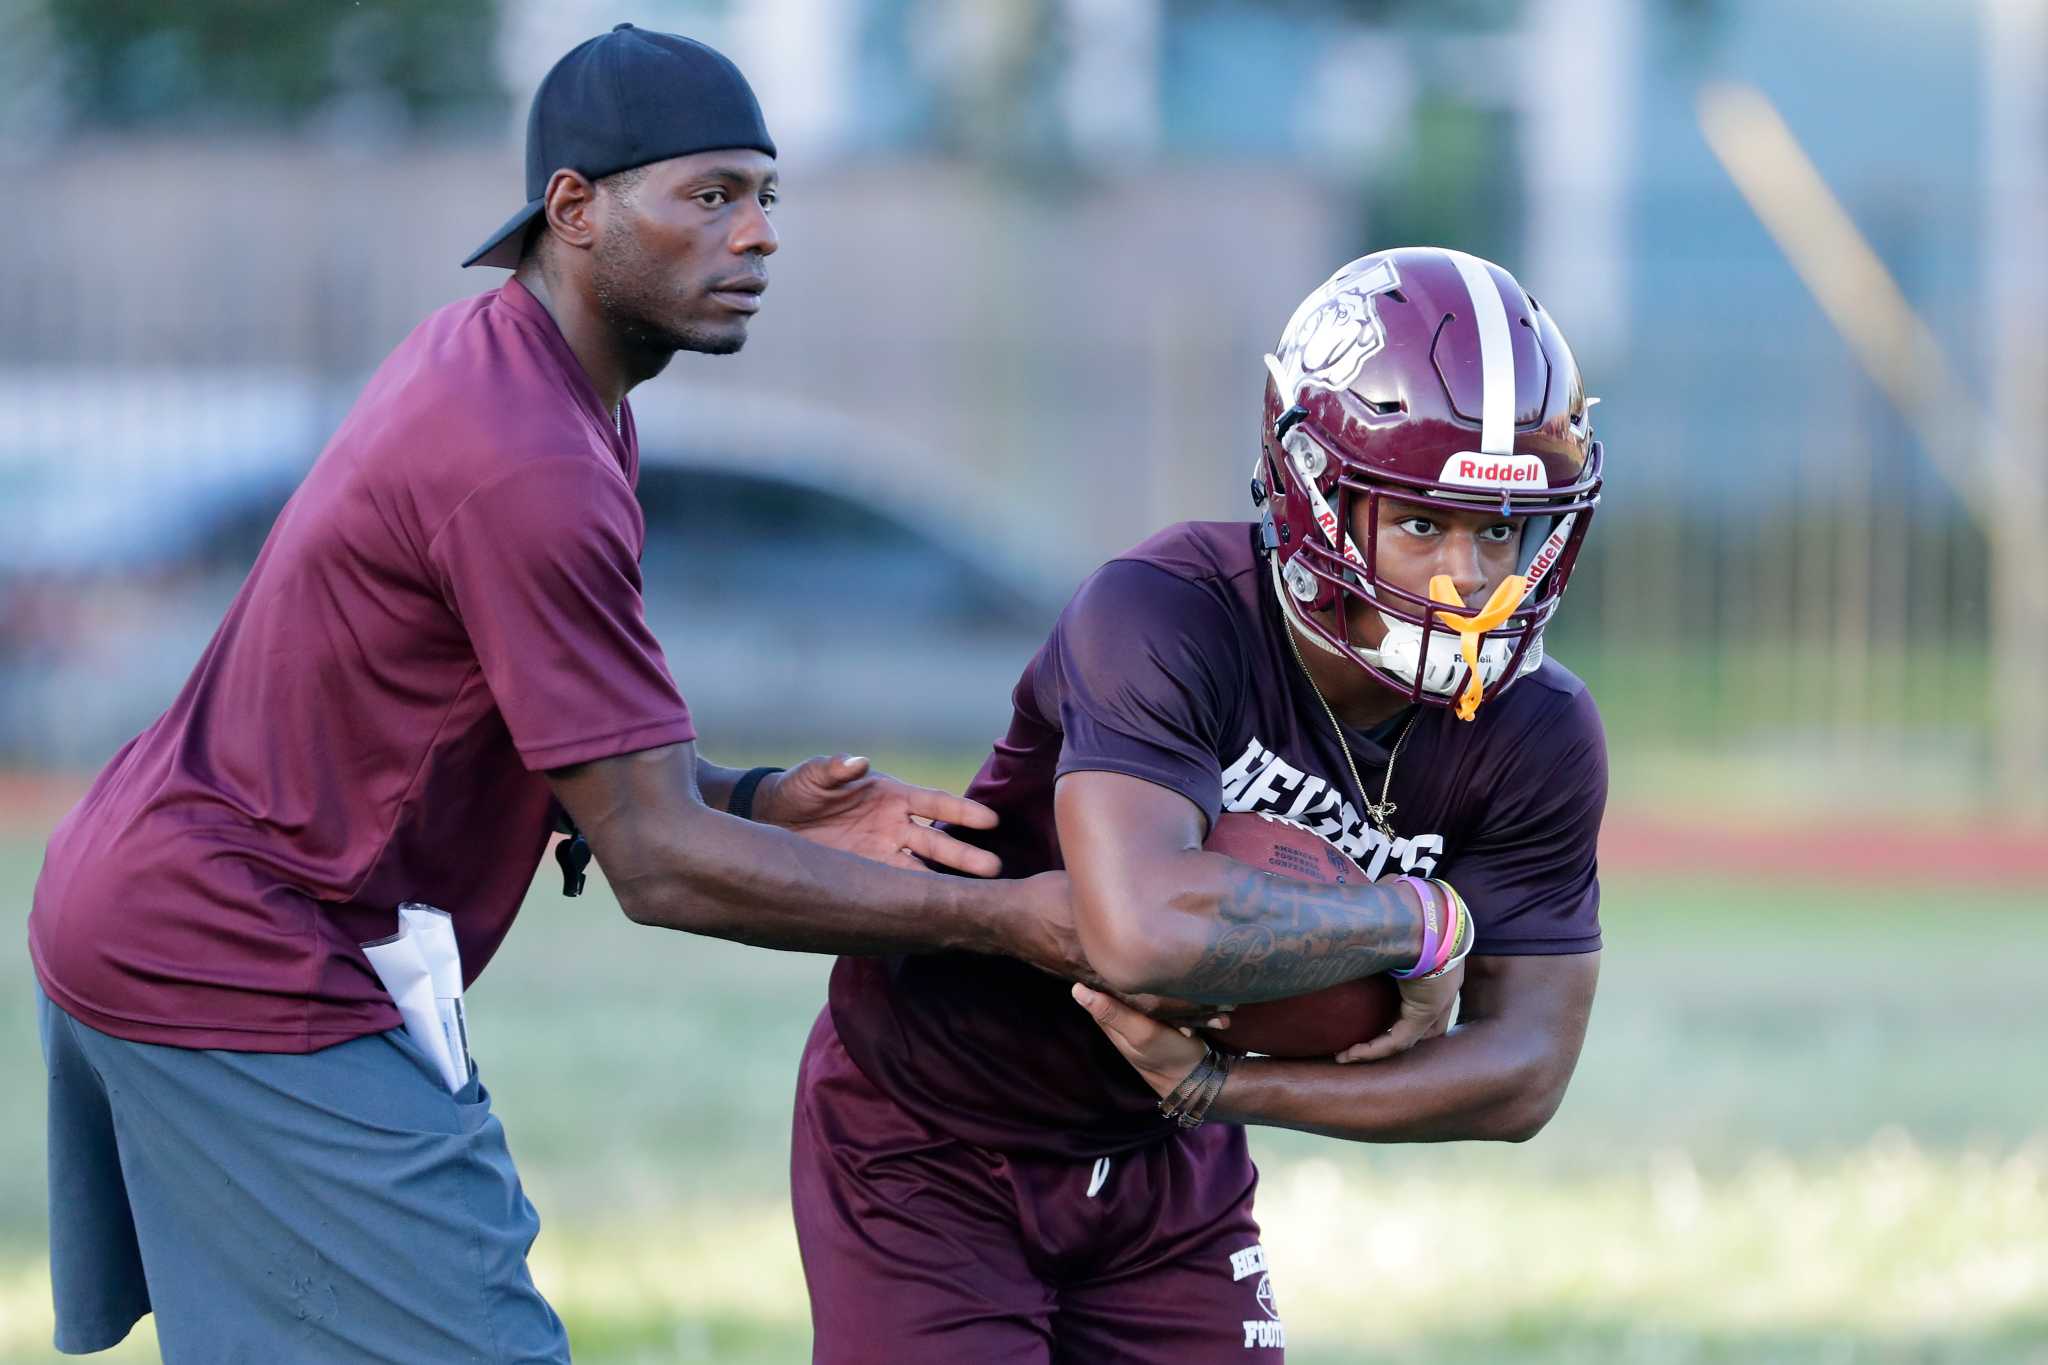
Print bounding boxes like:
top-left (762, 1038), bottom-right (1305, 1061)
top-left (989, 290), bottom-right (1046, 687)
top-left (759, 189), bottom-right (778, 213)
top-left (1479, 522), bottom-right (1517, 543)
top-left (1396, 516), bottom-right (1437, 536)
top-left (694, 188), bottom-right (730, 209)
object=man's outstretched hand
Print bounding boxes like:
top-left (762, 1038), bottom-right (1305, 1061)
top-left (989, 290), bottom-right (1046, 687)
top-left (754, 755), bottom-right (1003, 876)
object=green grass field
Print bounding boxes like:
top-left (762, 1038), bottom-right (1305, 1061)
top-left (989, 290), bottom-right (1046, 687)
top-left (0, 816), bottom-right (2042, 1363)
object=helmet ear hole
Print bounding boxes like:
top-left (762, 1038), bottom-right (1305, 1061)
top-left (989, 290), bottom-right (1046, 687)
top-left (1282, 558), bottom-right (1319, 603)
top-left (1284, 429), bottom-right (1327, 480)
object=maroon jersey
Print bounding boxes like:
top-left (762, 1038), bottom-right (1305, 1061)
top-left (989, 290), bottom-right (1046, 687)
top-left (30, 279), bottom-right (695, 1052)
top-left (830, 521), bottom-right (1605, 1160)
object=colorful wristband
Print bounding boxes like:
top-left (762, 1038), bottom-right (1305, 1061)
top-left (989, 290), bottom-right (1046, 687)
top-left (1431, 881), bottom-right (1476, 974)
top-left (1390, 877), bottom-right (1477, 980)
top-left (1391, 875), bottom-right (1444, 980)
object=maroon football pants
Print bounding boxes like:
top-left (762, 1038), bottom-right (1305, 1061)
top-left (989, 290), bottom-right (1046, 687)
top-left (791, 1010), bottom-right (1286, 1364)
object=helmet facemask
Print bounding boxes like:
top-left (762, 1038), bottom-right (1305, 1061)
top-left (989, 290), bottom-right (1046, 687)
top-left (1260, 403), bottom-right (1600, 720)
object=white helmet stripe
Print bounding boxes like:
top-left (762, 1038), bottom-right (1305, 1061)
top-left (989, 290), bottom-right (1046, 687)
top-left (1444, 250), bottom-right (1516, 456)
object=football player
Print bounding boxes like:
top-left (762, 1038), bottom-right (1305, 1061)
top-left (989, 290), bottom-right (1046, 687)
top-left (792, 247), bottom-right (1607, 1363)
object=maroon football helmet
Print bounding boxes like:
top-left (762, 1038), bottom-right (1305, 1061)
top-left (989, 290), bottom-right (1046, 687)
top-left (1253, 247), bottom-right (1603, 717)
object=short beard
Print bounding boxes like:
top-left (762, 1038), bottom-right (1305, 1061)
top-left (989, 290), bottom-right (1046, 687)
top-left (588, 216), bottom-right (747, 358)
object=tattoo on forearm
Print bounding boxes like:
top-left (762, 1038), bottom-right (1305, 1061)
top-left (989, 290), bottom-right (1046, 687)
top-left (1172, 868), bottom-right (1416, 1001)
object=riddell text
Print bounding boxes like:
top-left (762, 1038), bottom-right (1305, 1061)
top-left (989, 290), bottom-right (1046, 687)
top-left (1455, 458), bottom-right (1543, 483)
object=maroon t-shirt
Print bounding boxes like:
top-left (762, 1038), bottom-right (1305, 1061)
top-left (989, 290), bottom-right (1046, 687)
top-left (830, 521), bottom-right (1605, 1160)
top-left (30, 279), bottom-right (695, 1051)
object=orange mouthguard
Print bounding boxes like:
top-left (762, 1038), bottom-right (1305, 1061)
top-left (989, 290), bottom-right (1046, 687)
top-left (1428, 574), bottom-right (1527, 721)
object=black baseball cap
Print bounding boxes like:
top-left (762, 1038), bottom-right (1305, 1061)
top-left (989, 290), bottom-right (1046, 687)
top-left (462, 23), bottom-right (776, 269)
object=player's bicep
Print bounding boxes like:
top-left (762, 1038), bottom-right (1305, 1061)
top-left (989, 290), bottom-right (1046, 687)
top-left (1054, 769), bottom-right (1209, 973)
top-left (1457, 950), bottom-right (1601, 1082)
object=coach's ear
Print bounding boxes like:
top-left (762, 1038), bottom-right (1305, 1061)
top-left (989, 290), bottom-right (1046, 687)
top-left (539, 169), bottom-right (601, 253)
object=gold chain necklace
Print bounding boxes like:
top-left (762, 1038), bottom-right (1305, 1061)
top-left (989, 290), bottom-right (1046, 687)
top-left (1282, 614), bottom-right (1419, 840)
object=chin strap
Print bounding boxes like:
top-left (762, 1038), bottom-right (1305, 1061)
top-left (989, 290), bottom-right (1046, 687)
top-left (1428, 574), bottom-right (1527, 721)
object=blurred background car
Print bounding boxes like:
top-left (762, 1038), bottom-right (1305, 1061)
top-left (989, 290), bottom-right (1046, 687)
top-left (0, 370), bottom-right (1064, 766)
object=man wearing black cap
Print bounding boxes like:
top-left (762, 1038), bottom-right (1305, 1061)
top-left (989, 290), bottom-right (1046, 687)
top-left (28, 26), bottom-right (1082, 1360)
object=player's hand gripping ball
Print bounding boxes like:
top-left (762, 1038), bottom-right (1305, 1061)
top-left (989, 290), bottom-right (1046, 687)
top-left (1195, 812), bottom-right (1401, 1058)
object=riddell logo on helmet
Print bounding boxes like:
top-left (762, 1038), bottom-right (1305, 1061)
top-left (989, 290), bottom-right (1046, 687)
top-left (1438, 453), bottom-right (1547, 488)
top-left (1523, 519), bottom-right (1573, 588)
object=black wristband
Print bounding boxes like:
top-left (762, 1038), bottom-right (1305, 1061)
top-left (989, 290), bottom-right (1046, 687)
top-left (726, 766), bottom-right (785, 822)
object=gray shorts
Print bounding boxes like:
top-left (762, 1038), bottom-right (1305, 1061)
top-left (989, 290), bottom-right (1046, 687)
top-left (38, 983), bottom-right (570, 1362)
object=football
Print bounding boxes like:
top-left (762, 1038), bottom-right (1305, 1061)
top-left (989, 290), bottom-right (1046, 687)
top-left (1197, 811), bottom-right (1402, 1058)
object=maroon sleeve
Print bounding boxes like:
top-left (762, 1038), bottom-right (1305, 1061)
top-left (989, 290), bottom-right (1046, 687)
top-left (1443, 683), bottom-right (1607, 955)
top-left (1045, 559), bottom-right (1245, 827)
top-left (428, 456), bottom-right (696, 770)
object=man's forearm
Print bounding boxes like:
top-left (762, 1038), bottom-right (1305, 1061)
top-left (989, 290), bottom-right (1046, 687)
top-left (689, 758), bottom-right (750, 814)
top-left (1208, 1017), bottom-right (1565, 1143)
top-left (1119, 858), bottom-right (1424, 1003)
top-left (603, 801), bottom-right (1067, 967)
